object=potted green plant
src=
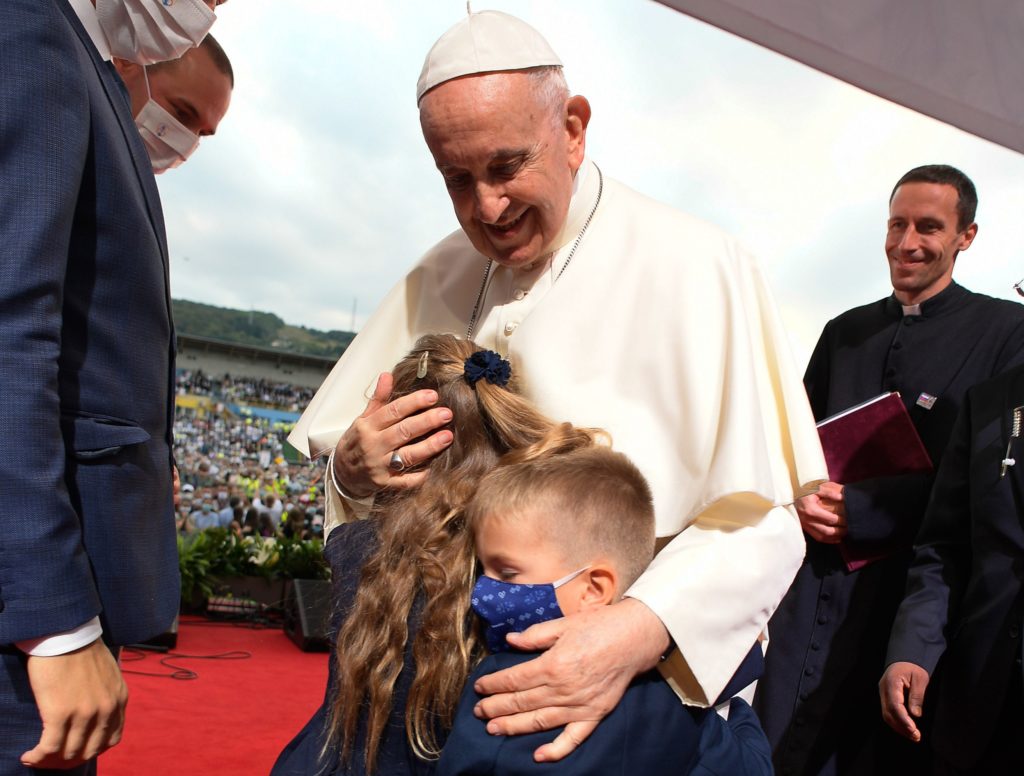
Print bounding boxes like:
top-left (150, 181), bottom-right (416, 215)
top-left (177, 528), bottom-right (329, 612)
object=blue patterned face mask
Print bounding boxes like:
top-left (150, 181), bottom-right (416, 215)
top-left (471, 567), bottom-right (589, 652)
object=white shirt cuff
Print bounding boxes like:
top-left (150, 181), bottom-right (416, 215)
top-left (324, 449), bottom-right (375, 540)
top-left (327, 448), bottom-right (375, 509)
top-left (16, 617), bottom-right (103, 657)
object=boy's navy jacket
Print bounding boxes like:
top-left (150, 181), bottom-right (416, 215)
top-left (437, 651), bottom-right (772, 775)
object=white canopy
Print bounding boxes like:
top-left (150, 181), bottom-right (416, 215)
top-left (655, 0), bottom-right (1024, 155)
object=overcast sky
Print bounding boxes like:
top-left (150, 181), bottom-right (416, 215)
top-left (159, 0), bottom-right (1024, 368)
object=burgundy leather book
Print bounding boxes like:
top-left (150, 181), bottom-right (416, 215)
top-left (816, 392), bottom-right (933, 571)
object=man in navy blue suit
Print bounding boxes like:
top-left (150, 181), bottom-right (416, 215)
top-left (0, 1), bottom-right (220, 772)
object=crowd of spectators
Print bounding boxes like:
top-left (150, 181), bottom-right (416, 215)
top-left (174, 370), bottom-right (325, 542)
top-left (177, 482), bottom-right (325, 542)
top-left (176, 368), bottom-right (316, 412)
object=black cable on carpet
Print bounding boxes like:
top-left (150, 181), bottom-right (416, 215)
top-left (121, 646), bottom-right (252, 681)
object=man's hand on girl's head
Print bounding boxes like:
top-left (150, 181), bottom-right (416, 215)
top-left (332, 371), bottom-right (453, 497)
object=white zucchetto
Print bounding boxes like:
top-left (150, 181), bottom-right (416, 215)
top-left (416, 10), bottom-right (563, 103)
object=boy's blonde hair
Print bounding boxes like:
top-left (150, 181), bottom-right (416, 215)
top-left (467, 446), bottom-right (656, 590)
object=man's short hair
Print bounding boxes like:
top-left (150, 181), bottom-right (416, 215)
top-left (467, 447), bottom-right (656, 589)
top-left (890, 164), bottom-right (977, 231)
top-left (151, 33), bottom-right (234, 88)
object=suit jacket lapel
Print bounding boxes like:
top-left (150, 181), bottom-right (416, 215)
top-left (56, 1), bottom-right (171, 294)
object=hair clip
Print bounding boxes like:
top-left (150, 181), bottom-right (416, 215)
top-left (463, 350), bottom-right (511, 387)
top-left (416, 351), bottom-right (429, 379)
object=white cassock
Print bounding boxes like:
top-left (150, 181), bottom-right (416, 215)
top-left (289, 159), bottom-right (827, 706)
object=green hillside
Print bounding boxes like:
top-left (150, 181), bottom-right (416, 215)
top-left (172, 299), bottom-right (354, 359)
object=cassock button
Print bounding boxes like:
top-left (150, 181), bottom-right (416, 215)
top-left (820, 592), bottom-right (831, 602)
top-left (810, 641), bottom-right (821, 651)
top-left (817, 615), bottom-right (829, 625)
top-left (904, 318), bottom-right (914, 327)
top-left (504, 322), bottom-right (519, 335)
top-left (799, 691), bottom-right (810, 701)
top-left (513, 288), bottom-right (526, 301)
top-left (795, 715), bottom-right (806, 726)
top-left (892, 342), bottom-right (902, 350)
top-left (804, 666), bottom-right (815, 676)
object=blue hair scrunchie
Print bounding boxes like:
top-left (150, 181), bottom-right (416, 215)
top-left (463, 350), bottom-right (511, 388)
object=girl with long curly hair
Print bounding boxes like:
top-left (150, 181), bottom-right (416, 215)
top-left (272, 333), bottom-right (601, 775)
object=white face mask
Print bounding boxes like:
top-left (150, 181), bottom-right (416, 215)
top-left (96, 0), bottom-right (216, 66)
top-left (135, 68), bottom-right (200, 174)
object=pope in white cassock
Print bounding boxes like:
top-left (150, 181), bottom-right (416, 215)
top-left (290, 9), bottom-right (826, 762)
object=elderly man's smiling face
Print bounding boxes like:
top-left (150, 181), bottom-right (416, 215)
top-left (420, 71), bottom-right (589, 268)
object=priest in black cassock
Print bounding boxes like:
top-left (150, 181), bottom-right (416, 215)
top-left (881, 361), bottom-right (1024, 774)
top-left (754, 164), bottom-right (1024, 776)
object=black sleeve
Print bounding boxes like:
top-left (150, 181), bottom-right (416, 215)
top-left (802, 322), bottom-right (833, 421)
top-left (842, 471), bottom-right (935, 546)
top-left (885, 394), bottom-right (973, 673)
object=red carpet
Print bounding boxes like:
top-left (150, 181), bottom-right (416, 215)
top-left (102, 615), bottom-right (329, 776)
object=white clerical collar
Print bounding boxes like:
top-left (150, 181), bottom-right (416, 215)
top-left (68, 0), bottom-right (113, 61)
top-left (901, 303), bottom-right (922, 316)
top-left (542, 158), bottom-right (598, 257)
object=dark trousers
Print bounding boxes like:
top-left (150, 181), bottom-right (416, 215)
top-left (934, 677), bottom-right (1024, 776)
top-left (1, 645), bottom-right (99, 776)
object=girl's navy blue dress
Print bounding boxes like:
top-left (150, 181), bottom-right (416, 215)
top-left (271, 519), bottom-right (438, 776)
